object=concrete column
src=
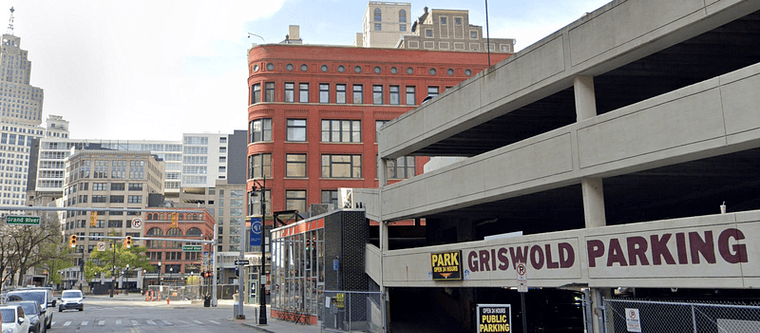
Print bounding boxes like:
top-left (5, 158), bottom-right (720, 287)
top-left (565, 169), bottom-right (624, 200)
top-left (582, 178), bottom-right (606, 228)
top-left (378, 156), bottom-right (390, 332)
top-left (574, 76), bottom-right (597, 121)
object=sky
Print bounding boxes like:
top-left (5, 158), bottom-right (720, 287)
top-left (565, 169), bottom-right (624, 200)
top-left (1, 0), bottom-right (610, 141)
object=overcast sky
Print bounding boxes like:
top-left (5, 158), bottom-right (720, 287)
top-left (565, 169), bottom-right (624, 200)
top-left (0, 0), bottom-right (610, 141)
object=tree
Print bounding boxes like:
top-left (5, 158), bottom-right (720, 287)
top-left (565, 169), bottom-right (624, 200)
top-left (85, 242), bottom-right (154, 281)
top-left (0, 212), bottom-right (69, 289)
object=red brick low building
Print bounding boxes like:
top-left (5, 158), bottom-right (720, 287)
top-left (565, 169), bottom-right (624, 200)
top-left (143, 208), bottom-right (215, 285)
top-left (246, 44), bottom-right (511, 225)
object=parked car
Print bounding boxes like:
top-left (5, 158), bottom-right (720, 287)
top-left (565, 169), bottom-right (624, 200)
top-left (6, 300), bottom-right (43, 333)
top-left (0, 304), bottom-right (30, 333)
top-left (4, 288), bottom-right (55, 330)
top-left (58, 290), bottom-right (84, 312)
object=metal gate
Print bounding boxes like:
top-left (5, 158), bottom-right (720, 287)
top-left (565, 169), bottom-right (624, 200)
top-left (321, 290), bottom-right (385, 333)
top-left (605, 298), bottom-right (760, 332)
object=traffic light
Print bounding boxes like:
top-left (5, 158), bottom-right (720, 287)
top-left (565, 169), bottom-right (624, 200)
top-left (171, 212), bottom-right (178, 228)
top-left (69, 235), bottom-right (77, 249)
top-left (235, 266), bottom-right (239, 277)
top-left (123, 236), bottom-right (132, 249)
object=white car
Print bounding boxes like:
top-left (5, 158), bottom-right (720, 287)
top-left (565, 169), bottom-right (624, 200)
top-left (58, 290), bottom-right (84, 312)
top-left (1, 305), bottom-right (30, 333)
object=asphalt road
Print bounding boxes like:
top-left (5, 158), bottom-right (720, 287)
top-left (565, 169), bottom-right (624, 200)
top-left (48, 294), bottom-right (252, 333)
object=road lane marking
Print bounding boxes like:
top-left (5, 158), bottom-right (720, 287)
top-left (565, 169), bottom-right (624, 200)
top-left (162, 320), bottom-right (173, 325)
top-left (177, 320), bottom-right (188, 325)
top-left (193, 320), bottom-right (203, 324)
top-left (131, 320), bottom-right (139, 326)
top-left (116, 320), bottom-right (122, 325)
top-left (99, 320), bottom-right (106, 326)
top-left (82, 321), bottom-right (88, 326)
top-left (209, 320), bottom-right (220, 325)
top-left (63, 321), bottom-right (71, 327)
top-left (147, 320), bottom-right (157, 325)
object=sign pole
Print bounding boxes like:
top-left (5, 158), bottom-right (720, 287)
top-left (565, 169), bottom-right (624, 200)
top-left (521, 293), bottom-right (527, 333)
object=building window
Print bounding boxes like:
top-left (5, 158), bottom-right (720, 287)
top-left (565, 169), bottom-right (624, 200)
top-left (405, 86), bottom-right (416, 105)
top-left (108, 220), bottom-right (123, 228)
top-left (265, 82), bottom-right (275, 102)
top-left (319, 84), bottom-right (330, 103)
top-left (374, 8), bottom-right (381, 22)
top-left (376, 120), bottom-right (389, 142)
top-left (373, 85), bottom-right (383, 105)
top-left (249, 153), bottom-right (271, 179)
top-left (321, 120), bottom-right (361, 143)
top-left (321, 190), bottom-right (338, 207)
top-left (249, 119), bottom-right (272, 143)
top-left (374, 23), bottom-right (381, 31)
top-left (109, 195), bottom-right (124, 203)
top-left (322, 155), bottom-right (362, 178)
top-left (426, 29), bottom-right (433, 38)
top-left (399, 9), bottom-right (407, 23)
top-left (353, 84), bottom-right (363, 104)
top-left (336, 84), bottom-right (346, 104)
top-left (127, 195), bottom-right (142, 203)
top-left (286, 119), bottom-right (307, 142)
top-left (252, 83), bottom-right (261, 104)
top-left (455, 17), bottom-right (462, 26)
top-left (400, 24), bottom-right (406, 32)
top-left (248, 190), bottom-right (271, 216)
top-left (284, 83), bottom-right (295, 102)
top-left (93, 183), bottom-right (108, 191)
top-left (286, 154), bottom-right (307, 178)
top-left (285, 190), bottom-right (307, 213)
top-left (299, 83), bottom-right (309, 103)
top-left (470, 31), bottom-right (477, 39)
top-left (389, 85), bottom-right (400, 105)
top-left (440, 17), bottom-right (447, 25)
top-left (111, 183), bottom-right (125, 191)
top-left (92, 195), bottom-right (107, 203)
top-left (428, 86), bottom-right (439, 97)
top-left (386, 156), bottom-right (416, 179)
top-left (128, 183), bottom-right (143, 191)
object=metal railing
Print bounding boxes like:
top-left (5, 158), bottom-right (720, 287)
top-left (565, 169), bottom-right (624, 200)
top-left (321, 290), bottom-right (385, 333)
top-left (605, 298), bottom-right (760, 332)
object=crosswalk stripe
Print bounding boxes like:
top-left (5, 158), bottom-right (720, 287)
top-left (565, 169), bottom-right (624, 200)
top-left (82, 321), bottom-right (88, 326)
top-left (116, 320), bottom-right (122, 325)
top-left (162, 320), bottom-right (173, 325)
top-left (98, 320), bottom-right (105, 326)
top-left (63, 321), bottom-right (71, 327)
top-left (147, 320), bottom-right (157, 325)
top-left (193, 320), bottom-right (203, 324)
top-left (131, 320), bottom-right (139, 326)
top-left (177, 320), bottom-right (188, 325)
top-left (209, 320), bottom-right (220, 325)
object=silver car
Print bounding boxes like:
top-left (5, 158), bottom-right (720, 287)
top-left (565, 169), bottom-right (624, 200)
top-left (0, 305), bottom-right (31, 333)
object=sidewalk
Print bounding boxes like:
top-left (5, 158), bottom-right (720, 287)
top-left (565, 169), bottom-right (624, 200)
top-left (227, 300), bottom-right (321, 333)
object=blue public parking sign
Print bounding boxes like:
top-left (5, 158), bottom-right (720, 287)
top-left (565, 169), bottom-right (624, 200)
top-left (250, 217), bottom-right (262, 247)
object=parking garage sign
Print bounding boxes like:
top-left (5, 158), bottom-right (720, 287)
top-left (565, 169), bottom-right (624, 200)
top-left (431, 250), bottom-right (462, 281)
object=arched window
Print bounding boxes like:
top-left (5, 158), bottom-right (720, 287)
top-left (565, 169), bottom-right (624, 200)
top-left (179, 213), bottom-right (186, 221)
top-left (166, 227), bottom-right (183, 248)
top-left (146, 227), bottom-right (163, 248)
top-left (193, 213), bottom-right (199, 221)
top-left (374, 8), bottom-right (381, 22)
top-left (399, 9), bottom-right (406, 23)
top-left (159, 213), bottom-right (165, 220)
top-left (146, 227), bottom-right (163, 236)
top-left (186, 227), bottom-right (202, 236)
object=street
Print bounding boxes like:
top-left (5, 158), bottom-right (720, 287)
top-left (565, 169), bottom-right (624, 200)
top-left (48, 294), bottom-right (252, 333)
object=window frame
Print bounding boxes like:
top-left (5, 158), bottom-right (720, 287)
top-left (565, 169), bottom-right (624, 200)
top-left (389, 85), bottom-right (400, 105)
top-left (373, 85), bottom-right (383, 105)
top-left (319, 83), bottom-right (330, 103)
top-left (321, 154), bottom-right (362, 178)
top-left (299, 83), bottom-right (309, 103)
top-left (284, 82), bottom-right (295, 103)
top-left (286, 119), bottom-right (307, 142)
top-left (352, 84), bottom-right (363, 104)
top-left (248, 153), bottom-right (272, 179)
top-left (321, 120), bottom-right (361, 143)
top-left (249, 118), bottom-right (272, 143)
top-left (286, 153), bottom-right (307, 178)
top-left (405, 86), bottom-right (416, 105)
top-left (336, 84), bottom-right (346, 104)
top-left (264, 82), bottom-right (275, 102)
top-left (252, 83), bottom-right (261, 104)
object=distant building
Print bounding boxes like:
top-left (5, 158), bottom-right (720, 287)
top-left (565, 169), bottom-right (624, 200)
top-left (397, 6), bottom-right (515, 53)
top-left (358, 2), bottom-right (515, 53)
top-left (0, 12), bottom-right (49, 206)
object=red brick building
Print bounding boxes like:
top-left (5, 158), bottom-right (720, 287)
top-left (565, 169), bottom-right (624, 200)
top-left (246, 44), bottom-right (511, 225)
top-left (143, 208), bottom-right (215, 284)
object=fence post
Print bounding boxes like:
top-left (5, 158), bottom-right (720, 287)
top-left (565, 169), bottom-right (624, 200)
top-left (348, 292), bottom-right (352, 332)
top-left (691, 304), bottom-right (697, 333)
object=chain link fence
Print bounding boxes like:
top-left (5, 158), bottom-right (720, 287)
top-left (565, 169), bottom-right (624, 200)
top-left (321, 291), bottom-right (385, 333)
top-left (605, 298), bottom-right (760, 332)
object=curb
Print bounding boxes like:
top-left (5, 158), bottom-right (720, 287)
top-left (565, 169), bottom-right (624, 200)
top-left (241, 322), bottom-right (275, 332)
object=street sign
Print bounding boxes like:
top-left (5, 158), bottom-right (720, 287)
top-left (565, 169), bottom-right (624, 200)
top-left (235, 260), bottom-right (250, 265)
top-left (516, 262), bottom-right (528, 293)
top-left (97, 242), bottom-right (106, 251)
top-left (6, 215), bottom-right (40, 226)
top-left (250, 217), bottom-right (262, 247)
top-left (131, 218), bottom-right (143, 229)
top-left (182, 245), bottom-right (202, 252)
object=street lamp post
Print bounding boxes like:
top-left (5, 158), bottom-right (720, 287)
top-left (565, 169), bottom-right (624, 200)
top-left (256, 178), bottom-right (267, 325)
top-left (158, 262), bottom-right (162, 286)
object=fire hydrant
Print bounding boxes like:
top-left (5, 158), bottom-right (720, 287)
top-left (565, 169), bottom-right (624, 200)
top-left (167, 297), bottom-right (170, 305)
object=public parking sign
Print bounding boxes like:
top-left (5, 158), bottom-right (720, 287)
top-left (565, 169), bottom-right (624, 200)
top-left (250, 217), bottom-right (262, 247)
